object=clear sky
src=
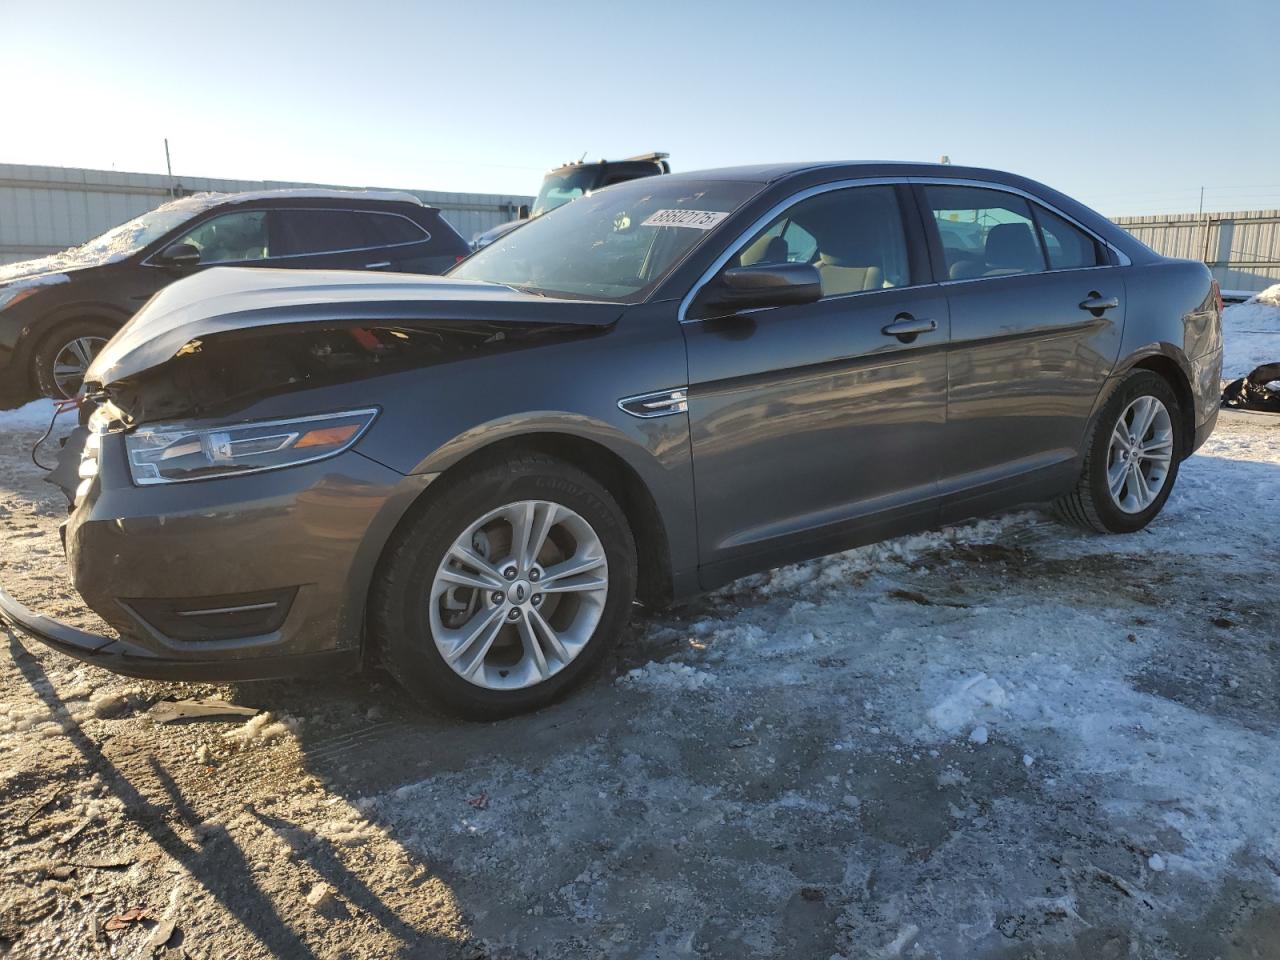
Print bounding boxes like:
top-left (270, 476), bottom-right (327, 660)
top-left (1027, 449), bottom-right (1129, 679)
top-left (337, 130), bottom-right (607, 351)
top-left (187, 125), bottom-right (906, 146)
top-left (4, 0), bottom-right (1278, 216)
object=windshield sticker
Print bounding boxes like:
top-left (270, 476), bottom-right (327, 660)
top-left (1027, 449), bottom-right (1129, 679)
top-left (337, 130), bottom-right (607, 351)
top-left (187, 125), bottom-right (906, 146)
top-left (642, 209), bottom-right (730, 230)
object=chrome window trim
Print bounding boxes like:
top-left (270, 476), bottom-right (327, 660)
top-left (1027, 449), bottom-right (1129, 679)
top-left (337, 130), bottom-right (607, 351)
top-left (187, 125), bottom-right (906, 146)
top-left (678, 175), bottom-right (1130, 325)
top-left (142, 207), bottom-right (431, 269)
top-left (909, 176), bottom-right (1133, 269)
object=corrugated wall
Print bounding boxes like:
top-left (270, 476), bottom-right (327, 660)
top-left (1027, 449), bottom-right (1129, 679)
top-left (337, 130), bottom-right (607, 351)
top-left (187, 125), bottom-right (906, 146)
top-left (10, 163), bottom-right (1278, 294)
top-left (0, 163), bottom-right (532, 265)
top-left (1111, 209), bottom-right (1280, 292)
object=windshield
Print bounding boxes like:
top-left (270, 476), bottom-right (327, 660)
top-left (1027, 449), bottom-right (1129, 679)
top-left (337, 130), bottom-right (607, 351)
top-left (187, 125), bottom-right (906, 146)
top-left (78, 195), bottom-right (221, 260)
top-left (451, 178), bottom-right (759, 303)
top-left (530, 167), bottom-right (599, 217)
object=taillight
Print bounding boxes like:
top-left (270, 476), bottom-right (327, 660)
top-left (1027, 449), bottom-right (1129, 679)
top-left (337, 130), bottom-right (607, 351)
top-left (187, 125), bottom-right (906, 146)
top-left (1211, 279), bottom-right (1223, 314)
top-left (455, 254), bottom-right (466, 265)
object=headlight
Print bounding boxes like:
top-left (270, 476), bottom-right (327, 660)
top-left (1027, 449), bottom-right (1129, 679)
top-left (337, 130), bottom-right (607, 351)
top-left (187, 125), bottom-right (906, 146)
top-left (124, 408), bottom-right (378, 485)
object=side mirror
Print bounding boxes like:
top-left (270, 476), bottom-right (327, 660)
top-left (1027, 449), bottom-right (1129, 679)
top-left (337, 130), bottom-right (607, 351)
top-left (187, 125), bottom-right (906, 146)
top-left (155, 242), bottom-right (201, 267)
top-left (517, 204), bottom-right (531, 220)
top-left (695, 262), bottom-right (822, 317)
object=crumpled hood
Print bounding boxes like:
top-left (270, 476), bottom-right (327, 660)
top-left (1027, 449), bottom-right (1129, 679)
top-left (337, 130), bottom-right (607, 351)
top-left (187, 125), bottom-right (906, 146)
top-left (86, 267), bottom-right (624, 387)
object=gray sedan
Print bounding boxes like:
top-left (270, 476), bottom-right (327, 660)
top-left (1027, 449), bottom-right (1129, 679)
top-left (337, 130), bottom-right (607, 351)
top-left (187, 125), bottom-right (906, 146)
top-left (0, 161), bottom-right (1223, 718)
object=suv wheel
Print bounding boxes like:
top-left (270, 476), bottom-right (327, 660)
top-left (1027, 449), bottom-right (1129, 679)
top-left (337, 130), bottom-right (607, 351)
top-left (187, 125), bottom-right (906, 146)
top-left (1055, 369), bottom-right (1182, 533)
top-left (371, 454), bottom-right (637, 718)
top-left (33, 319), bottom-right (116, 399)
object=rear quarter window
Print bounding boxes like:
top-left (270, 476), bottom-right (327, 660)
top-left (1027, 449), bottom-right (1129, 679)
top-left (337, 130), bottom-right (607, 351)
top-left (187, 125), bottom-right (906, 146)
top-left (357, 212), bottom-right (429, 245)
top-left (1034, 206), bottom-right (1103, 270)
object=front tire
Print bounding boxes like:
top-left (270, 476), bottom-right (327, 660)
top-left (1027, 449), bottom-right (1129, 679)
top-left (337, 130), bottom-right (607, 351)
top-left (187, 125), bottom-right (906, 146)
top-left (33, 318), bottom-right (117, 399)
top-left (1054, 370), bottom-right (1182, 533)
top-left (370, 454), bottom-right (637, 719)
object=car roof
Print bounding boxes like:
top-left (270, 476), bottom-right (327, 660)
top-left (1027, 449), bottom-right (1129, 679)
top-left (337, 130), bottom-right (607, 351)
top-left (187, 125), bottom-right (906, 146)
top-left (203, 187), bottom-right (428, 208)
top-left (663, 161), bottom-right (1029, 185)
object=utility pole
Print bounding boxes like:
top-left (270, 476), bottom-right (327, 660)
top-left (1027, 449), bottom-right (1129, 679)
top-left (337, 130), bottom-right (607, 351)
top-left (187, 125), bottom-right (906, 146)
top-left (164, 139), bottom-right (175, 198)
top-left (1198, 186), bottom-right (1212, 266)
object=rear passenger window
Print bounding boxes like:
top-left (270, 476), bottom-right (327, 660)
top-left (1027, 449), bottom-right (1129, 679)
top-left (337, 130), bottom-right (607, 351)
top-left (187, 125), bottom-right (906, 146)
top-left (1035, 207), bottom-right (1101, 269)
top-left (272, 210), bottom-right (425, 257)
top-left (733, 185), bottom-right (910, 296)
top-left (925, 185), bottom-right (1046, 280)
top-left (358, 213), bottom-right (428, 245)
top-left (274, 210), bottom-right (369, 257)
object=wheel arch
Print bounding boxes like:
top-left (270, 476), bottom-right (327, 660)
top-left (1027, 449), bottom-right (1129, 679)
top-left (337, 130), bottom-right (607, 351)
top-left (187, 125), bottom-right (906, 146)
top-left (1113, 346), bottom-right (1196, 460)
top-left (367, 429), bottom-right (677, 615)
top-left (24, 301), bottom-right (131, 352)
top-left (20, 304), bottom-right (131, 393)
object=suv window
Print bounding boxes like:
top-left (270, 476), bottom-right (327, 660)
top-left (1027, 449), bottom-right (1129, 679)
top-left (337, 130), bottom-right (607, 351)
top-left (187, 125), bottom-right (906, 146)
top-left (925, 185), bottom-right (1046, 280)
top-left (272, 209), bottom-right (426, 257)
top-left (1036, 206), bottom-right (1101, 269)
top-left (733, 185), bottom-right (910, 296)
top-left (358, 212), bottom-right (429, 246)
top-left (175, 211), bottom-right (269, 264)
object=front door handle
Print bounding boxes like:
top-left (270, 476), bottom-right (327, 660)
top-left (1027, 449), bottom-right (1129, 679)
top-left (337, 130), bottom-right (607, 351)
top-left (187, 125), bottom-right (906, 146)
top-left (1079, 293), bottom-right (1119, 313)
top-left (881, 316), bottom-right (937, 343)
top-left (365, 261), bottom-right (392, 269)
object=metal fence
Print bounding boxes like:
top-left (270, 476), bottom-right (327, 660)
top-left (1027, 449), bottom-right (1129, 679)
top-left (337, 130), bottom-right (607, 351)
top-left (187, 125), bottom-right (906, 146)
top-left (9, 163), bottom-right (1278, 294)
top-left (1111, 209), bottom-right (1280, 293)
top-left (0, 163), bottom-right (532, 265)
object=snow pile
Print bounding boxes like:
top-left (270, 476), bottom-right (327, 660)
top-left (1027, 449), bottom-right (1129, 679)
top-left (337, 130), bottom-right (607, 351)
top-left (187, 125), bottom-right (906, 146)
top-left (0, 399), bottom-right (62, 431)
top-left (1222, 283), bottom-right (1280, 379)
top-left (1252, 282), bottom-right (1280, 307)
top-left (618, 661), bottom-right (717, 692)
top-left (222, 712), bottom-right (297, 749)
top-left (742, 514), bottom-right (1024, 596)
top-left (926, 673), bottom-right (1009, 736)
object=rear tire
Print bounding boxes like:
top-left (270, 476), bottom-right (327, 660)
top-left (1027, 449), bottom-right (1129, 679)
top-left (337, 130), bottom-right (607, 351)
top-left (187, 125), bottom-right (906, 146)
top-left (370, 454), bottom-right (637, 719)
top-left (1054, 370), bottom-right (1183, 534)
top-left (33, 318), bottom-right (117, 399)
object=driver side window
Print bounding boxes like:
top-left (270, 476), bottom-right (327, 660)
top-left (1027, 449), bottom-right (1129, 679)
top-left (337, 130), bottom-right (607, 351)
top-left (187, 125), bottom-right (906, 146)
top-left (733, 185), bottom-right (909, 296)
top-left (174, 211), bottom-right (269, 264)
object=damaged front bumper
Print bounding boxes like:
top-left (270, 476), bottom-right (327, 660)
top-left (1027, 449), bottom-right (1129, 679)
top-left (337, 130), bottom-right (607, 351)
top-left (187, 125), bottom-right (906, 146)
top-left (3, 416), bottom-right (429, 682)
top-left (0, 585), bottom-right (357, 680)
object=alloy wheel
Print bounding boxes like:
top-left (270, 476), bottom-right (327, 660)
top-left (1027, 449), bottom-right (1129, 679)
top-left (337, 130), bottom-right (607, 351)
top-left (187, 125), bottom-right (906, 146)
top-left (1106, 395), bottom-right (1174, 513)
top-left (429, 499), bottom-right (609, 690)
top-left (50, 335), bottom-right (108, 398)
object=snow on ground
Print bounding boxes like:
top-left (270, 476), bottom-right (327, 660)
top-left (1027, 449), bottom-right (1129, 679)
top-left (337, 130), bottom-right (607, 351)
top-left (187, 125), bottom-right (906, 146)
top-left (1222, 282), bottom-right (1280, 379)
top-left (0, 398), bottom-right (65, 432)
top-left (0, 411), bottom-right (1278, 958)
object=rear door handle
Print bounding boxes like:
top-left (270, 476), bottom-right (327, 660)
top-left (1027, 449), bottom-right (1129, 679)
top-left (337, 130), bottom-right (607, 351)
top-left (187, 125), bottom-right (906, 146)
top-left (365, 261), bottom-right (392, 269)
top-left (1079, 293), bottom-right (1119, 313)
top-left (881, 316), bottom-right (937, 342)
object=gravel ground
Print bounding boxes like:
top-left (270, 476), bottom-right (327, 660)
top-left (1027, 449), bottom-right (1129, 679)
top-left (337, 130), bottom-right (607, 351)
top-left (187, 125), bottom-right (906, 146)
top-left (1, 407), bottom-right (1278, 960)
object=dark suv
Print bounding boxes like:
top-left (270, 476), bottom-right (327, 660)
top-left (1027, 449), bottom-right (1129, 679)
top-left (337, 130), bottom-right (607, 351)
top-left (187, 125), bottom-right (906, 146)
top-left (0, 189), bottom-right (470, 399)
top-left (0, 162), bottom-right (1222, 719)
